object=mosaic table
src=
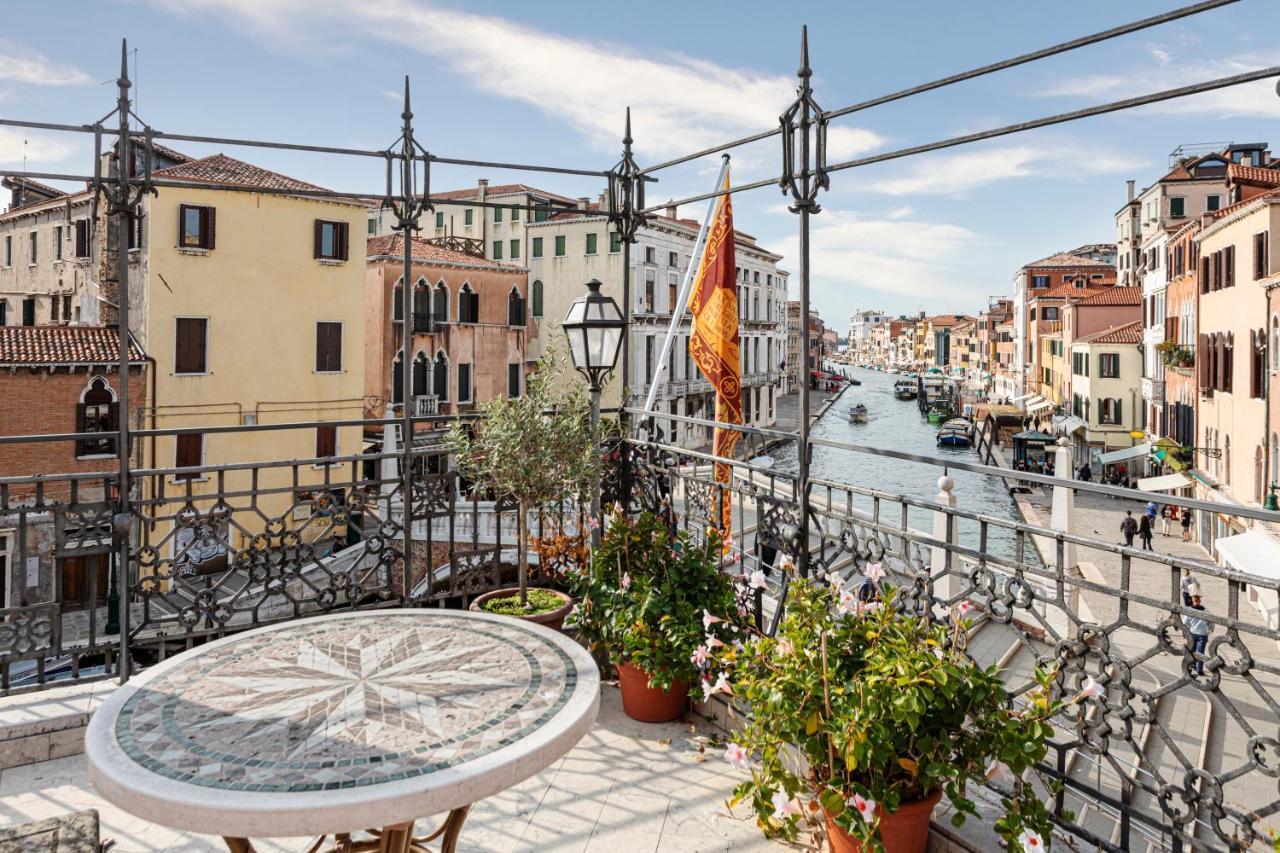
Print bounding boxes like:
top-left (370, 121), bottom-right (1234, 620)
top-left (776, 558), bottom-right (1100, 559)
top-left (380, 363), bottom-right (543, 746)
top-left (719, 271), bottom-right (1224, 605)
top-left (85, 609), bottom-right (600, 852)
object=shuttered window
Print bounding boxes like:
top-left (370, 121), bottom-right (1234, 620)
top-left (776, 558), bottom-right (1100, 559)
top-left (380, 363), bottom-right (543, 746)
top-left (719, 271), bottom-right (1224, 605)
top-left (508, 363), bottom-right (521, 398)
top-left (458, 287), bottom-right (479, 323)
top-left (75, 220), bottom-right (90, 258)
top-left (315, 322), bottom-right (342, 372)
top-left (585, 233), bottom-right (597, 255)
top-left (1256, 232), bottom-right (1270, 280)
top-left (175, 433), bottom-right (203, 479)
top-left (531, 280), bottom-right (543, 318)
top-left (532, 237), bottom-right (543, 258)
top-left (313, 220), bottom-right (349, 261)
top-left (179, 204), bottom-right (215, 250)
top-left (1225, 245), bottom-right (1235, 288)
top-left (554, 236), bottom-right (566, 257)
top-left (507, 289), bottom-right (526, 326)
top-left (509, 239), bottom-right (519, 259)
top-left (175, 317), bottom-right (208, 374)
top-left (315, 425), bottom-right (337, 459)
top-left (458, 363), bottom-right (472, 403)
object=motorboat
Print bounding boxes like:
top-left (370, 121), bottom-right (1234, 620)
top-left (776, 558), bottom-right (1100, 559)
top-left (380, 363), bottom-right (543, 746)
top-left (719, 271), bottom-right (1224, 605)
top-left (936, 418), bottom-right (974, 447)
top-left (849, 377), bottom-right (862, 386)
top-left (926, 399), bottom-right (955, 424)
top-left (893, 380), bottom-right (917, 400)
top-left (849, 403), bottom-right (869, 424)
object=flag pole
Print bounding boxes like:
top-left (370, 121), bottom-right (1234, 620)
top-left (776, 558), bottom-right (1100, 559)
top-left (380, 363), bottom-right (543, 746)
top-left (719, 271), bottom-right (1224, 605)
top-left (637, 154), bottom-right (731, 433)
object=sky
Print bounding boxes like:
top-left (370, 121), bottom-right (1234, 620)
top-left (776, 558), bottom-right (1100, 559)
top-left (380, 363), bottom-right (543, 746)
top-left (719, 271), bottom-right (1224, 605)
top-left (2, 0), bottom-right (1279, 332)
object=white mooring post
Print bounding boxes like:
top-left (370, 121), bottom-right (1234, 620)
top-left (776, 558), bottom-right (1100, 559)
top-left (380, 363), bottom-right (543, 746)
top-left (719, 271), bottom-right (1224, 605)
top-left (931, 474), bottom-right (959, 601)
top-left (1050, 437), bottom-right (1078, 569)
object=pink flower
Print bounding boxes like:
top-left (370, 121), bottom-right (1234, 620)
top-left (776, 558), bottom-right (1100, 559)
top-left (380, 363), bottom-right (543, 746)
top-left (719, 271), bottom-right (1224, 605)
top-left (732, 552), bottom-right (742, 563)
top-left (860, 600), bottom-right (882, 616)
top-left (724, 742), bottom-right (750, 771)
top-left (691, 645), bottom-right (709, 666)
top-left (748, 570), bottom-right (768, 590)
top-left (620, 572), bottom-right (631, 590)
top-left (1017, 828), bottom-right (1045, 851)
top-left (778, 555), bottom-right (796, 572)
top-left (837, 589), bottom-right (857, 615)
top-left (702, 610), bottom-right (723, 631)
top-left (776, 638), bottom-right (794, 657)
top-left (705, 635), bottom-right (725, 650)
top-left (864, 562), bottom-right (886, 583)
top-left (586, 516), bottom-right (601, 531)
top-left (848, 793), bottom-right (877, 823)
top-left (710, 671), bottom-right (733, 697)
top-left (1077, 674), bottom-right (1102, 700)
top-left (771, 791), bottom-right (803, 819)
top-left (956, 601), bottom-right (973, 617)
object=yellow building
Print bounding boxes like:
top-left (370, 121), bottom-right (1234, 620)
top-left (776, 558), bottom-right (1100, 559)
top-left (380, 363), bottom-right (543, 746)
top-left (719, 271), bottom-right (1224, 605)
top-left (1039, 330), bottom-right (1066, 407)
top-left (120, 155), bottom-right (367, 557)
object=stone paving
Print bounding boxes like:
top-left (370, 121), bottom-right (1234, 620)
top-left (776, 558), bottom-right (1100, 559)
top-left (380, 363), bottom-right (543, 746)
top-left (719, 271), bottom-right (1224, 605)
top-left (0, 685), bottom-right (801, 853)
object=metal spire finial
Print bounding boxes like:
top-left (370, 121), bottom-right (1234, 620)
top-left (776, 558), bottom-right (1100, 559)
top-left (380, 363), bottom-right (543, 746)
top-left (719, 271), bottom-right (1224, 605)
top-left (623, 107), bottom-right (633, 147)
top-left (401, 75), bottom-right (412, 123)
top-left (118, 39), bottom-right (130, 89)
top-left (798, 25), bottom-right (811, 82)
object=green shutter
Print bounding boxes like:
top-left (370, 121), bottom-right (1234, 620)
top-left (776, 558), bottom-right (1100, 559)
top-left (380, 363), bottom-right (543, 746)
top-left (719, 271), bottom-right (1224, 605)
top-left (609, 232), bottom-right (621, 253)
top-left (493, 241), bottom-right (502, 260)
top-left (435, 211), bottom-right (444, 228)
top-left (532, 237), bottom-right (543, 258)
top-left (465, 209), bottom-right (473, 226)
top-left (555, 236), bottom-right (565, 257)
top-left (494, 207), bottom-right (503, 223)
top-left (532, 280), bottom-right (543, 317)
top-left (509, 239), bottom-right (519, 259)
top-left (585, 233), bottom-right (597, 255)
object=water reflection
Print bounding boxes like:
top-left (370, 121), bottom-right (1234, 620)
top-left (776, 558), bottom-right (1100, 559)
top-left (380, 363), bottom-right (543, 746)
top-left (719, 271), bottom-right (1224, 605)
top-left (772, 367), bottom-right (1033, 564)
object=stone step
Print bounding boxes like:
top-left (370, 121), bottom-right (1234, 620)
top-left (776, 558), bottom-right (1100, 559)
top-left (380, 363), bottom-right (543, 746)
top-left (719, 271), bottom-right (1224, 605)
top-left (0, 680), bottom-right (111, 770)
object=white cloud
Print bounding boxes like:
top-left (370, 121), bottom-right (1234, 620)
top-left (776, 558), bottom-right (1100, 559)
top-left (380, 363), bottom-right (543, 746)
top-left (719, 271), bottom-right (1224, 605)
top-left (146, 0), bottom-right (886, 162)
top-left (1038, 46), bottom-right (1280, 119)
top-left (776, 210), bottom-right (979, 307)
top-left (860, 143), bottom-right (1144, 197)
top-left (0, 41), bottom-right (90, 86)
top-left (0, 127), bottom-right (77, 165)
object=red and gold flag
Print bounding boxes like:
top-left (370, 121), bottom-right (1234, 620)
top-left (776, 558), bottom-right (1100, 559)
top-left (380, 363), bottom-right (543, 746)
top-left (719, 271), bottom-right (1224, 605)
top-left (687, 170), bottom-right (740, 550)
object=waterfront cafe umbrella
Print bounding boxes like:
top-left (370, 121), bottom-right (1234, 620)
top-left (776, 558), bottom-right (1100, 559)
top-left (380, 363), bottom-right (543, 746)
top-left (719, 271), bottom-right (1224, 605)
top-left (1213, 529), bottom-right (1280, 631)
top-left (1136, 472), bottom-right (1193, 492)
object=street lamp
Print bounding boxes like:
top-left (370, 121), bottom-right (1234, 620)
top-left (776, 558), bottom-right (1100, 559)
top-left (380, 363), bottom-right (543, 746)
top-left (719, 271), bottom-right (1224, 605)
top-left (562, 278), bottom-right (626, 544)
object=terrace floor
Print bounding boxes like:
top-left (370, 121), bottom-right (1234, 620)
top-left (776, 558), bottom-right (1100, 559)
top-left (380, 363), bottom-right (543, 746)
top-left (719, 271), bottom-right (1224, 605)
top-left (0, 684), bottom-right (802, 853)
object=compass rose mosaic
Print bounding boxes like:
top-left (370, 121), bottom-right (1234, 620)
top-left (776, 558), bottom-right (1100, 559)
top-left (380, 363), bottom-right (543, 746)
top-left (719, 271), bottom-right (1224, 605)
top-left (114, 612), bottom-right (577, 793)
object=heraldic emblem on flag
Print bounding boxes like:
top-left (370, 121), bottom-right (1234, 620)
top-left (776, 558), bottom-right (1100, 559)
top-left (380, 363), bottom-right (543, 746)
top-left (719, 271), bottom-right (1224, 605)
top-left (686, 170), bottom-right (740, 549)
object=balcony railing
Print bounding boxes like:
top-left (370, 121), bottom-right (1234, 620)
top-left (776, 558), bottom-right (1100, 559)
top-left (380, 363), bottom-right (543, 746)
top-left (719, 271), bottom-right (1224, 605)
top-left (412, 312), bottom-right (441, 334)
top-left (413, 395), bottom-right (440, 416)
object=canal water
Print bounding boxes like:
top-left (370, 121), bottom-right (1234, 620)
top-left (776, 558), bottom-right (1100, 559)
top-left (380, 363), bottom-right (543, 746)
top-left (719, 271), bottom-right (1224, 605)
top-left (773, 365), bottom-right (1032, 564)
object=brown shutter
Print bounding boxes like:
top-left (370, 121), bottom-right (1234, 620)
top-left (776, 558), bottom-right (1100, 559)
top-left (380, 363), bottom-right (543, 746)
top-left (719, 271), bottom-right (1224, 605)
top-left (1201, 256), bottom-right (1210, 293)
top-left (178, 204), bottom-right (189, 247)
top-left (314, 219), bottom-right (323, 259)
top-left (1226, 245), bottom-right (1234, 287)
top-left (205, 206), bottom-right (216, 250)
top-left (339, 222), bottom-right (349, 261)
top-left (316, 426), bottom-right (336, 458)
top-left (315, 323), bottom-right (325, 372)
top-left (176, 433), bottom-right (202, 470)
top-left (175, 319), bottom-right (189, 372)
top-left (194, 318), bottom-right (207, 373)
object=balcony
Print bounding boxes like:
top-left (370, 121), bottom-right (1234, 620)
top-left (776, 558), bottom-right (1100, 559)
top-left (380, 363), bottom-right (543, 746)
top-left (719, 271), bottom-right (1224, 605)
top-left (413, 394), bottom-right (440, 416)
top-left (412, 312), bottom-right (442, 334)
top-left (1141, 376), bottom-right (1164, 404)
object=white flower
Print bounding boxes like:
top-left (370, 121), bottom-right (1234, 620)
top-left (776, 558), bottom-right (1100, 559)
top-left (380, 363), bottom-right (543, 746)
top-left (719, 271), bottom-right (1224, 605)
top-left (724, 742), bottom-right (750, 771)
top-left (620, 572), bottom-right (631, 590)
top-left (705, 635), bottom-right (725, 650)
top-left (701, 677), bottom-right (715, 701)
top-left (708, 671), bottom-right (733, 697)
top-left (771, 791), bottom-right (803, 819)
top-left (864, 562), bottom-right (886, 582)
top-left (956, 601), bottom-right (973, 617)
top-left (837, 589), bottom-right (858, 615)
top-left (748, 570), bottom-right (768, 590)
top-left (776, 638), bottom-right (794, 657)
top-left (691, 645), bottom-right (709, 666)
top-left (702, 610), bottom-right (723, 631)
top-left (985, 762), bottom-right (1016, 785)
top-left (824, 571), bottom-right (843, 589)
top-left (848, 793), bottom-right (877, 823)
top-left (1077, 674), bottom-right (1102, 700)
top-left (778, 555), bottom-right (796, 572)
top-left (1017, 828), bottom-right (1045, 851)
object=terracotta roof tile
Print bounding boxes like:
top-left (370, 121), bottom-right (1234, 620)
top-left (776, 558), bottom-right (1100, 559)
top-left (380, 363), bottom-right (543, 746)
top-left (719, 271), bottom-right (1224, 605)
top-left (153, 154), bottom-right (329, 193)
top-left (1227, 164), bottom-right (1280, 186)
top-left (1033, 282), bottom-right (1110, 301)
top-left (0, 326), bottom-right (145, 365)
top-left (1073, 286), bottom-right (1142, 307)
top-left (1025, 251), bottom-right (1115, 269)
top-left (2, 175), bottom-right (66, 200)
top-left (366, 233), bottom-right (525, 271)
top-left (1076, 321), bottom-right (1143, 345)
top-left (1211, 186), bottom-right (1280, 221)
top-left (432, 183), bottom-right (579, 205)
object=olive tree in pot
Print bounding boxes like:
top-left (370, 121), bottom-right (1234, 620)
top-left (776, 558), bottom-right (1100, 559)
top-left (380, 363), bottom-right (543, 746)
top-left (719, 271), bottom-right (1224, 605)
top-left (712, 574), bottom-right (1087, 853)
top-left (447, 357), bottom-right (605, 629)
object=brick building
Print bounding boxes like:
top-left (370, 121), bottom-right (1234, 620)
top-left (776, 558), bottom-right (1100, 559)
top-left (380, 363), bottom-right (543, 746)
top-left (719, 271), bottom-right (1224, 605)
top-left (0, 325), bottom-right (146, 610)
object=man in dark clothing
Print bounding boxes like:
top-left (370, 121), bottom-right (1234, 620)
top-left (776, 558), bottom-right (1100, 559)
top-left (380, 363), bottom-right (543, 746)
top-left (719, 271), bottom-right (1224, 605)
top-left (1184, 594), bottom-right (1210, 675)
top-left (1181, 507), bottom-right (1194, 542)
top-left (1120, 511), bottom-right (1137, 547)
top-left (1079, 464), bottom-right (1093, 482)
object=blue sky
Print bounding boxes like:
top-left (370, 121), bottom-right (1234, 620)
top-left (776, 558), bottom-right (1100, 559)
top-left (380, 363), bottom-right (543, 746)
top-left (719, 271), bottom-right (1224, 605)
top-left (3, 0), bottom-right (1279, 330)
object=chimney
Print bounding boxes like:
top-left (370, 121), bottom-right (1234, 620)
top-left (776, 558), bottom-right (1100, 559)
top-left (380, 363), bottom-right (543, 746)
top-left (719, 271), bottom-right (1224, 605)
top-left (577, 197), bottom-right (590, 211)
top-left (1200, 212), bottom-right (1214, 229)
top-left (598, 191), bottom-right (608, 212)
top-left (665, 200), bottom-right (677, 219)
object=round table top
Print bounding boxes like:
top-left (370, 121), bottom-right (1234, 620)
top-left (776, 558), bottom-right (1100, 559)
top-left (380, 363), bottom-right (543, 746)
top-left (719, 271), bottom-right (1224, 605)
top-left (85, 609), bottom-right (600, 838)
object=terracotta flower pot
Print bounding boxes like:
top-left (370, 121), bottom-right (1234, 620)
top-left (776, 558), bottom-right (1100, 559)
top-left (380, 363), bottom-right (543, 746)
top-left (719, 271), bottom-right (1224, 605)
top-left (469, 587), bottom-right (574, 632)
top-left (616, 662), bottom-right (689, 722)
top-left (825, 789), bottom-right (942, 853)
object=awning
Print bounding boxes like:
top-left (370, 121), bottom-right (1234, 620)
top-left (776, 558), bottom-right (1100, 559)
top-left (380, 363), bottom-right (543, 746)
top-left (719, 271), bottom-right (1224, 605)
top-left (1137, 472), bottom-right (1192, 492)
top-left (1098, 443), bottom-right (1151, 466)
top-left (1053, 415), bottom-right (1087, 435)
top-left (1214, 530), bottom-right (1280, 582)
top-left (1026, 397), bottom-right (1054, 414)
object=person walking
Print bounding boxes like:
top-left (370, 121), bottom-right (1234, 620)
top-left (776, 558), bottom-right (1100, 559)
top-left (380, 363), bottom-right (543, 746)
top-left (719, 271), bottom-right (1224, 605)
top-left (1181, 506), bottom-right (1194, 542)
top-left (1160, 504), bottom-right (1173, 536)
top-left (1181, 568), bottom-right (1200, 606)
top-left (1120, 510), bottom-right (1137, 547)
top-left (1138, 514), bottom-right (1154, 551)
top-left (1080, 464), bottom-right (1093, 483)
top-left (1183, 594), bottom-right (1211, 675)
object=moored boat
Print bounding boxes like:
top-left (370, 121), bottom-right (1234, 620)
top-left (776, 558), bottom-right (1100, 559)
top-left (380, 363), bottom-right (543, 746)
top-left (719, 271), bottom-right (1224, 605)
top-left (893, 379), bottom-right (917, 400)
top-left (925, 399), bottom-right (955, 424)
top-left (936, 418), bottom-right (974, 447)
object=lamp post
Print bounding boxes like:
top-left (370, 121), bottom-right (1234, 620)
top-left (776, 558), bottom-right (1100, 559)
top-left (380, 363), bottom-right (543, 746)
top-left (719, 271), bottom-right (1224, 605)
top-left (563, 278), bottom-right (626, 546)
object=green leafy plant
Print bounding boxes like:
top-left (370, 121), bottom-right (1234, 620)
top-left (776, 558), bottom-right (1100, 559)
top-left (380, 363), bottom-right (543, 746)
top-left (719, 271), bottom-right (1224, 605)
top-left (565, 511), bottom-right (743, 690)
top-left (479, 588), bottom-right (565, 616)
top-left (446, 355), bottom-right (607, 608)
top-left (716, 575), bottom-right (1075, 851)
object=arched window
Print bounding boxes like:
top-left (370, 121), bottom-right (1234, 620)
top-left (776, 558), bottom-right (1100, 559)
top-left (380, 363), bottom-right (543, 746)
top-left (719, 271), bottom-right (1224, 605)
top-left (412, 351), bottom-right (429, 397)
top-left (433, 351), bottom-right (449, 401)
top-left (1224, 332), bottom-right (1234, 392)
top-left (507, 286), bottom-right (526, 327)
top-left (391, 277), bottom-right (404, 322)
top-left (77, 376), bottom-right (118, 457)
top-left (1256, 445), bottom-right (1266, 503)
top-left (391, 351), bottom-right (404, 404)
top-left (531, 280), bottom-right (544, 318)
top-left (458, 283), bottom-right (479, 324)
top-left (412, 279), bottom-right (430, 330)
top-left (433, 281), bottom-right (449, 323)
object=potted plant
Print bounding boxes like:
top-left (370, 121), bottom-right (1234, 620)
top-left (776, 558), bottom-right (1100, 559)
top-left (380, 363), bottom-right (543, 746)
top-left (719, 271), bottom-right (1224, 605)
top-left (447, 357), bottom-right (606, 630)
top-left (566, 511), bottom-right (742, 722)
top-left (716, 574), bottom-right (1078, 853)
